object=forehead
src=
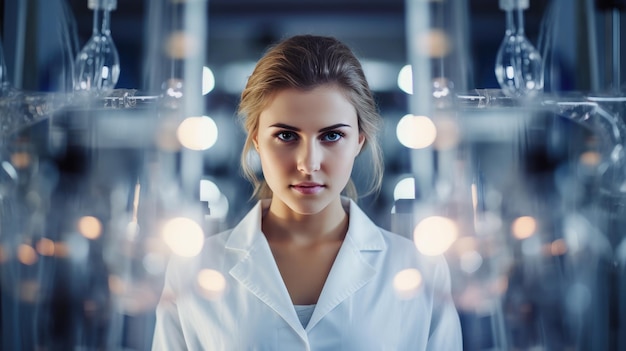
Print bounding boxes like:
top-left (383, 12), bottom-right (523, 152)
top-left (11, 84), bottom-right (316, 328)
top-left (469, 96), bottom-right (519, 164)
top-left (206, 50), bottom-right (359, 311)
top-left (258, 85), bottom-right (358, 128)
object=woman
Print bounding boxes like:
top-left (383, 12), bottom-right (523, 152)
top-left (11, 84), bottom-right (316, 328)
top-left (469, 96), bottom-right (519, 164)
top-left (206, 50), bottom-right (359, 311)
top-left (152, 34), bottom-right (462, 350)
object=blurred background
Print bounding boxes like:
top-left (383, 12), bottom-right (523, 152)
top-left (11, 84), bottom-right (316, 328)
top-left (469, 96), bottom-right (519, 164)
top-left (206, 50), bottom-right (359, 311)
top-left (1, 0), bottom-right (626, 350)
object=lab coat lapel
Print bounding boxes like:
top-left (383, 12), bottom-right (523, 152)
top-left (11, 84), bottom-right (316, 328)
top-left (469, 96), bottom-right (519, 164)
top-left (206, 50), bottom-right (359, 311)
top-left (226, 201), bottom-right (306, 340)
top-left (306, 199), bottom-right (386, 330)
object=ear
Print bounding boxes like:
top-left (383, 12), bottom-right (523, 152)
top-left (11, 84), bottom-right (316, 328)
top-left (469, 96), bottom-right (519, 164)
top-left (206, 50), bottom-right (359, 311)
top-left (252, 134), bottom-right (259, 151)
top-left (356, 133), bottom-right (365, 155)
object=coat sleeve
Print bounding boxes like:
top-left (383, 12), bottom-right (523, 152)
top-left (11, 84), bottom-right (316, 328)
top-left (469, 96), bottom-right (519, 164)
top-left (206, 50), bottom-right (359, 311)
top-left (426, 256), bottom-right (463, 351)
top-left (151, 259), bottom-right (188, 351)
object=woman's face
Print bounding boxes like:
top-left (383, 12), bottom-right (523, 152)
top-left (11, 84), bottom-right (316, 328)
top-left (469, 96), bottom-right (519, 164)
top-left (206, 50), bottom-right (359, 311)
top-left (253, 84), bottom-right (364, 216)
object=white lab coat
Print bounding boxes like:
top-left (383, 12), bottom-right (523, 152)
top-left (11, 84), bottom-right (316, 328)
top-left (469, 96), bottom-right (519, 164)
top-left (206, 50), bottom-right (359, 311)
top-left (152, 198), bottom-right (463, 350)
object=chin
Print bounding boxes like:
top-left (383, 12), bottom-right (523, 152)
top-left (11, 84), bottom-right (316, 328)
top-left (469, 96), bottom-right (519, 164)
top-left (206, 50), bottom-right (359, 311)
top-left (284, 196), bottom-right (330, 216)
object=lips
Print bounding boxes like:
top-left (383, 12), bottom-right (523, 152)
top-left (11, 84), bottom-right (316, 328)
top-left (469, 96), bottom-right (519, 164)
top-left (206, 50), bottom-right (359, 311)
top-left (291, 182), bottom-right (325, 195)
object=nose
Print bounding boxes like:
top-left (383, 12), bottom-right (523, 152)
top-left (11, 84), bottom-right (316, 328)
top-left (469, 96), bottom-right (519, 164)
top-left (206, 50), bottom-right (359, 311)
top-left (297, 140), bottom-right (321, 174)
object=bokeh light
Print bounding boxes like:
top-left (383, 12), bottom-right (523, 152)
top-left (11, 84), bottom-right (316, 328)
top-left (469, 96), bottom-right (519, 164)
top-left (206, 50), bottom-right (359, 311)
top-left (413, 216), bottom-right (458, 256)
top-left (18, 244), bottom-right (38, 265)
top-left (200, 179), bottom-right (221, 203)
top-left (396, 114), bottom-right (437, 149)
top-left (579, 151), bottom-right (601, 167)
top-left (177, 116), bottom-right (218, 151)
top-left (433, 116), bottom-right (461, 150)
top-left (197, 269), bottom-right (227, 300)
top-left (78, 216), bottom-right (103, 240)
top-left (11, 152), bottom-right (31, 169)
top-left (460, 251), bottom-right (483, 274)
top-left (550, 239), bottom-right (568, 256)
top-left (162, 217), bottom-right (205, 257)
top-left (209, 194), bottom-right (230, 219)
top-left (416, 29), bottom-right (451, 57)
top-left (393, 177), bottom-right (416, 201)
top-left (35, 238), bottom-right (55, 256)
top-left (164, 31), bottom-right (199, 59)
top-left (393, 268), bottom-right (423, 299)
top-left (202, 66), bottom-right (215, 95)
top-left (397, 64), bottom-right (413, 94)
top-left (142, 252), bottom-right (167, 275)
top-left (511, 216), bottom-right (537, 240)
top-left (109, 275), bottom-right (125, 295)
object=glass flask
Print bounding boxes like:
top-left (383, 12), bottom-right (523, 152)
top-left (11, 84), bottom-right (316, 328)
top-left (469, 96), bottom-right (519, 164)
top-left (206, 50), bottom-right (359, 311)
top-left (494, 0), bottom-right (544, 98)
top-left (73, 0), bottom-right (120, 93)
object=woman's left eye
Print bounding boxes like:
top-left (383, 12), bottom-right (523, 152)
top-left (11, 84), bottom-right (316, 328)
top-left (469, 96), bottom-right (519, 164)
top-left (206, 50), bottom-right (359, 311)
top-left (322, 131), bottom-right (343, 142)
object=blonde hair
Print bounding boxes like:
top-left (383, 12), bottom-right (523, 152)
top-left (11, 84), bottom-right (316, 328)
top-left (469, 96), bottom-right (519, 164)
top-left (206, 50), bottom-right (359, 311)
top-left (238, 34), bottom-right (383, 200)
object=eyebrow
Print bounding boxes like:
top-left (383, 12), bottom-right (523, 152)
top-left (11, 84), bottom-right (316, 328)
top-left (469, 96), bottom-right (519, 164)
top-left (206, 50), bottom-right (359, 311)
top-left (268, 123), bottom-right (352, 133)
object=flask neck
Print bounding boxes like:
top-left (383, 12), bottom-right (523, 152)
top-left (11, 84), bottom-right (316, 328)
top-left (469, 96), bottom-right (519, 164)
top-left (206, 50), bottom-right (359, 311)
top-left (504, 7), bottom-right (526, 36)
top-left (91, 8), bottom-right (111, 36)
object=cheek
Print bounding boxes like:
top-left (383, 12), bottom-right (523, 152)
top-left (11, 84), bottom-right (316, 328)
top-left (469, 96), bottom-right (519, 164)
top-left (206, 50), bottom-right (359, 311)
top-left (329, 149), bottom-right (357, 174)
top-left (259, 146), bottom-right (291, 171)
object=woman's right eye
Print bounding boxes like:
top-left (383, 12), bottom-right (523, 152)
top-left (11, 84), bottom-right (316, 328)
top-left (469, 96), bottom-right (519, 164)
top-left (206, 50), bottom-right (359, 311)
top-left (276, 131), bottom-right (296, 142)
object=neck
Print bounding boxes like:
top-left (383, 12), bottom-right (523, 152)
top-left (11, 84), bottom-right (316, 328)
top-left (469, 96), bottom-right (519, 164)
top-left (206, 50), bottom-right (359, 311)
top-left (263, 198), bottom-right (348, 245)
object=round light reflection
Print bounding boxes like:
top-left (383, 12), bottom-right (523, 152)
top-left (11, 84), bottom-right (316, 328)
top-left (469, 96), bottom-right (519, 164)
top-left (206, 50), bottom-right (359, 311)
top-left (393, 268), bottom-right (423, 299)
top-left (162, 217), bottom-right (205, 257)
top-left (200, 179), bottom-right (222, 203)
top-left (197, 269), bottom-right (227, 300)
top-left (18, 244), bottom-right (38, 265)
top-left (460, 251), bottom-right (483, 274)
top-left (416, 29), bottom-right (451, 58)
top-left (511, 216), bottom-right (537, 240)
top-left (78, 216), bottom-right (102, 240)
top-left (413, 216), bottom-right (458, 256)
top-left (396, 114), bottom-right (437, 149)
top-left (397, 64), bottom-right (413, 94)
top-left (393, 177), bottom-right (415, 201)
top-left (202, 66), bottom-right (215, 95)
top-left (36, 238), bottom-right (55, 256)
top-left (177, 116), bottom-right (218, 151)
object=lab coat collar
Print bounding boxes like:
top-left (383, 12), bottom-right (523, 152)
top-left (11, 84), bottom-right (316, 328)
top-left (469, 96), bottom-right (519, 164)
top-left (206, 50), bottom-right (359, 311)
top-left (225, 197), bottom-right (386, 339)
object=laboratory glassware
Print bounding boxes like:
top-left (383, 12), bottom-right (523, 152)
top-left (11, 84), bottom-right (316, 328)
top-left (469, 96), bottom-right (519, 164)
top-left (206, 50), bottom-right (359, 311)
top-left (494, 0), bottom-right (544, 98)
top-left (73, 0), bottom-right (120, 92)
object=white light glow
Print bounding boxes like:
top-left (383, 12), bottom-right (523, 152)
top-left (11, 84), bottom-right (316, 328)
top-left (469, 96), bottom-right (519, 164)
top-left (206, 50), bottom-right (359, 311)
top-left (202, 66), bottom-right (215, 95)
top-left (396, 114), bottom-right (437, 149)
top-left (413, 216), bottom-right (458, 256)
top-left (393, 177), bottom-right (415, 201)
top-left (209, 194), bottom-right (230, 219)
top-left (506, 66), bottom-right (515, 79)
top-left (162, 217), bottom-right (205, 257)
top-left (101, 66), bottom-right (110, 79)
top-left (397, 64), bottom-right (413, 94)
top-left (197, 269), bottom-right (227, 300)
top-left (177, 116), bottom-right (218, 151)
top-left (393, 268), bottom-right (423, 299)
top-left (200, 179), bottom-right (221, 203)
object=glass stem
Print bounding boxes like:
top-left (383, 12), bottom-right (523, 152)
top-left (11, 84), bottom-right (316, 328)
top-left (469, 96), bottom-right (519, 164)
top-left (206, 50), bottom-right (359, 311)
top-left (516, 7), bottom-right (525, 37)
top-left (101, 9), bottom-right (112, 36)
top-left (92, 7), bottom-right (103, 36)
top-left (505, 9), bottom-right (516, 36)
top-left (92, 7), bottom-right (112, 37)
